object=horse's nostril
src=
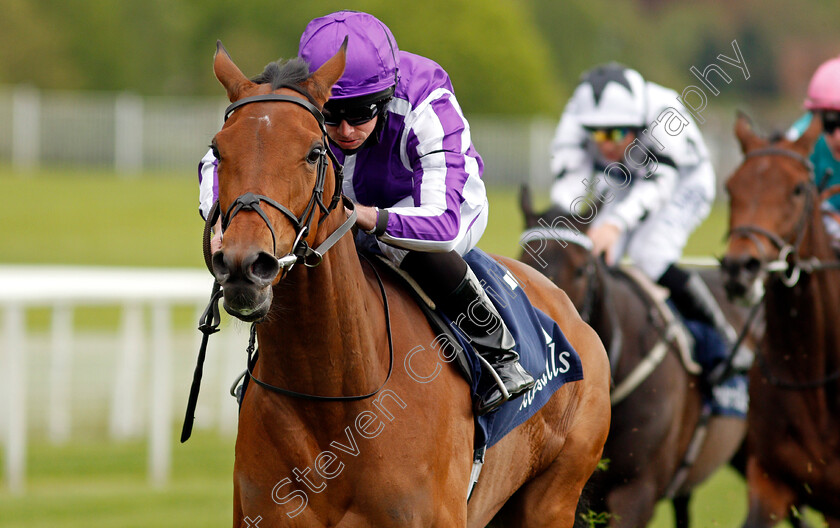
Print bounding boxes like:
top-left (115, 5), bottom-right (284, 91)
top-left (249, 251), bottom-right (281, 284)
top-left (212, 251), bottom-right (230, 282)
top-left (745, 257), bottom-right (762, 273)
top-left (720, 256), bottom-right (738, 275)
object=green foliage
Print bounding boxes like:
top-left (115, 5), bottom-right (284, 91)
top-left (579, 510), bottom-right (613, 527)
top-left (1, 0), bottom-right (838, 115)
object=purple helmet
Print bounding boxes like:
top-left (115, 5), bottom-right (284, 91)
top-left (299, 11), bottom-right (399, 100)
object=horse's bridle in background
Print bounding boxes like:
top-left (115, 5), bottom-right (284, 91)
top-left (727, 147), bottom-right (840, 287)
top-left (727, 146), bottom-right (840, 389)
top-left (203, 85), bottom-right (356, 276)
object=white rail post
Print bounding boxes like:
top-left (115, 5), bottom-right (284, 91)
top-left (48, 303), bottom-right (73, 444)
top-left (11, 85), bottom-right (40, 171)
top-left (3, 304), bottom-right (26, 493)
top-left (114, 92), bottom-right (143, 176)
top-left (528, 117), bottom-right (553, 192)
top-left (148, 301), bottom-right (172, 488)
top-left (111, 303), bottom-right (145, 439)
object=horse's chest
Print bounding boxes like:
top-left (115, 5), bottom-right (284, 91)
top-left (237, 439), bottom-right (446, 526)
top-left (241, 469), bottom-right (436, 527)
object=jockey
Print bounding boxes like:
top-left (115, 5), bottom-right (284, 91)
top-left (786, 54), bottom-right (840, 242)
top-left (198, 10), bottom-right (534, 415)
top-left (548, 63), bottom-right (741, 360)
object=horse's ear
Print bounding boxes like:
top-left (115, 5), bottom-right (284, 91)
top-left (520, 184), bottom-right (538, 228)
top-left (792, 112), bottom-right (822, 156)
top-left (304, 37), bottom-right (348, 106)
top-left (214, 41), bottom-right (254, 102)
top-left (734, 110), bottom-right (762, 154)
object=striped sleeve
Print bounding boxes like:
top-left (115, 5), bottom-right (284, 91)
top-left (379, 88), bottom-right (485, 251)
top-left (198, 148), bottom-right (218, 220)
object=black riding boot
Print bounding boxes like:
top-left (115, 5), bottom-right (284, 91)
top-left (439, 267), bottom-right (536, 415)
top-left (660, 265), bottom-right (753, 375)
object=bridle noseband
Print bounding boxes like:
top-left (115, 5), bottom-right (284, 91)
top-left (728, 147), bottom-right (823, 287)
top-left (212, 87), bottom-right (354, 274)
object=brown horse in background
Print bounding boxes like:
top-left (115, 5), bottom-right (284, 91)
top-left (519, 189), bottom-right (752, 527)
top-left (207, 42), bottom-right (610, 527)
top-left (722, 113), bottom-right (840, 527)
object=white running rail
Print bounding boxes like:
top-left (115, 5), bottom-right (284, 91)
top-left (0, 265), bottom-right (241, 493)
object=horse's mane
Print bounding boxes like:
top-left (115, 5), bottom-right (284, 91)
top-left (537, 204), bottom-right (590, 234)
top-left (251, 58), bottom-right (311, 90)
top-left (251, 57), bottom-right (335, 103)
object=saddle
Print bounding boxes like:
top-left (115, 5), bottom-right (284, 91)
top-left (616, 265), bottom-right (701, 375)
top-left (616, 265), bottom-right (748, 418)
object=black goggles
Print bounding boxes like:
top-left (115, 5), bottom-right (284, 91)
top-left (323, 98), bottom-right (389, 127)
top-left (822, 111), bottom-right (840, 134)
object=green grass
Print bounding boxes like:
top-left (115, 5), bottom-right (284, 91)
top-left (0, 167), bottom-right (728, 270)
top-left (0, 166), bottom-right (205, 269)
top-left (1, 437), bottom-right (826, 527)
top-left (1, 168), bottom-right (825, 526)
top-left (0, 432), bottom-right (234, 528)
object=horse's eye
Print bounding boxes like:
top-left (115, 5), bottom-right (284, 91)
top-left (210, 143), bottom-right (221, 160)
top-left (793, 182), bottom-right (807, 196)
top-left (306, 147), bottom-right (323, 165)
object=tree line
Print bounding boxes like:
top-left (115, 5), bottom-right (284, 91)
top-left (1, 0), bottom-right (837, 117)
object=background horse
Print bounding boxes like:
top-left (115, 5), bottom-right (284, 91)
top-left (208, 42), bottom-right (610, 527)
top-left (519, 188), bottom-right (751, 527)
top-left (722, 113), bottom-right (840, 527)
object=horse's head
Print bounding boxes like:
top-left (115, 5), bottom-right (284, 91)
top-left (721, 111), bottom-right (822, 304)
top-left (519, 185), bottom-right (596, 310)
top-left (210, 41), bottom-right (347, 321)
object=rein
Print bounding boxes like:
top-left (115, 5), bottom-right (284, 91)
top-left (243, 251), bottom-right (395, 401)
top-left (181, 86), bottom-right (375, 442)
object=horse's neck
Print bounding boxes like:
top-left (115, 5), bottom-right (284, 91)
top-left (765, 218), bottom-right (840, 375)
top-left (255, 232), bottom-right (385, 398)
top-left (589, 266), bottom-right (637, 354)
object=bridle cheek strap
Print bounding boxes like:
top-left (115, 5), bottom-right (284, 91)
top-left (219, 90), bottom-right (349, 272)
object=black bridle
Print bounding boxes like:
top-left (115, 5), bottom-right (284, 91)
top-left (727, 147), bottom-right (840, 287)
top-left (181, 86), bottom-right (394, 442)
top-left (215, 86), bottom-right (355, 273)
top-left (727, 146), bottom-right (840, 389)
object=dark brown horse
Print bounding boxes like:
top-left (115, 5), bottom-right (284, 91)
top-left (519, 190), bottom-right (751, 527)
top-left (207, 42), bottom-right (610, 527)
top-left (722, 113), bottom-right (840, 527)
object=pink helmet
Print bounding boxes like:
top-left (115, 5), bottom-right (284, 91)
top-left (805, 55), bottom-right (840, 111)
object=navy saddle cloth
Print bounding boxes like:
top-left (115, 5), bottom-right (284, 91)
top-left (453, 249), bottom-right (584, 449)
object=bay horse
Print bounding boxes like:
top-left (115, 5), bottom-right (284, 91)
top-left (207, 42), bottom-right (610, 527)
top-left (519, 189), bottom-right (751, 527)
top-left (722, 112), bottom-right (840, 527)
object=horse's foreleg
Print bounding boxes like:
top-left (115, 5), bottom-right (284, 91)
top-left (605, 480), bottom-right (658, 528)
top-left (508, 394), bottom-right (610, 527)
top-left (742, 457), bottom-right (797, 527)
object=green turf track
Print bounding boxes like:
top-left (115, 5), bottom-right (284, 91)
top-left (0, 168), bottom-right (825, 526)
top-left (0, 166), bottom-right (728, 268)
